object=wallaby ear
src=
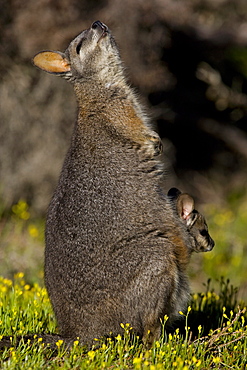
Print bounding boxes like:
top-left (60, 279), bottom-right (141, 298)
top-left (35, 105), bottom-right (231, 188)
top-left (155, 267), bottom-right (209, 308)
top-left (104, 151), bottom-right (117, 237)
top-left (176, 194), bottom-right (195, 221)
top-left (167, 187), bottom-right (182, 200)
top-left (32, 51), bottom-right (71, 75)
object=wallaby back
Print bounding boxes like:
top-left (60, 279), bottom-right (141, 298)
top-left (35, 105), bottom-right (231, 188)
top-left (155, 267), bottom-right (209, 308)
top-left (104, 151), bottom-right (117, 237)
top-left (5, 21), bottom-right (212, 349)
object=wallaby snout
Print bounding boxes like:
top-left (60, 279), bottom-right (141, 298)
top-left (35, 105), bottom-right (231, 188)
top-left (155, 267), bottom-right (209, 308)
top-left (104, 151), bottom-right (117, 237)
top-left (91, 20), bottom-right (108, 35)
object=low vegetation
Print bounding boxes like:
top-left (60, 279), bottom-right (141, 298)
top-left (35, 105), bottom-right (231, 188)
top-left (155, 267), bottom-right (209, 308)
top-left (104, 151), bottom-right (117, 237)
top-left (0, 198), bottom-right (247, 368)
top-left (0, 274), bottom-right (246, 369)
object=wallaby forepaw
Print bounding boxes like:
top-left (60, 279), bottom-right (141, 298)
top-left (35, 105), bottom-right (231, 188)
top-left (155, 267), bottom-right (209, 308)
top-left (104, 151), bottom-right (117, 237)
top-left (140, 135), bottom-right (163, 159)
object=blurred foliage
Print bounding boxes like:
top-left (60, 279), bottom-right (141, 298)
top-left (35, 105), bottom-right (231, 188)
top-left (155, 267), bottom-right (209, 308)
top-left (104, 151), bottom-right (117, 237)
top-left (1, 195), bottom-right (247, 302)
top-left (1, 0), bottom-right (247, 213)
top-left (189, 188), bottom-right (247, 300)
top-left (0, 199), bottom-right (44, 285)
top-left (1, 0), bottom-right (247, 308)
top-left (205, 195), bottom-right (247, 287)
top-left (227, 47), bottom-right (247, 79)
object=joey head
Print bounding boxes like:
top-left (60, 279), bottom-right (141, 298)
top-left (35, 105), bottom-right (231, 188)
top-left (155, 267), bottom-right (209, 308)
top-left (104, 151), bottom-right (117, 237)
top-left (168, 187), bottom-right (215, 253)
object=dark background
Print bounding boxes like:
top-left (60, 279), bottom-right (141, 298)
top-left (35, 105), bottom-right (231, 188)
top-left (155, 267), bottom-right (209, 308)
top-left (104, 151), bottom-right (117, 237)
top-left (1, 0), bottom-right (247, 297)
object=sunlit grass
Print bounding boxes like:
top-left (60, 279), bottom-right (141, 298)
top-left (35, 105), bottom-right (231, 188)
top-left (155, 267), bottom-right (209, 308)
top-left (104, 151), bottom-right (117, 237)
top-left (0, 197), bottom-right (247, 367)
top-left (0, 200), bottom-right (44, 285)
top-left (0, 274), bottom-right (246, 369)
top-left (0, 273), bottom-right (56, 337)
top-left (1, 195), bottom-right (247, 299)
top-left (202, 191), bottom-right (247, 298)
top-left (190, 191), bottom-right (247, 299)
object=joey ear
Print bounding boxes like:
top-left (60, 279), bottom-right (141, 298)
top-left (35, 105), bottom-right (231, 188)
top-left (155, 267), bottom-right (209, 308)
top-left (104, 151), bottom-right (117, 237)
top-left (177, 194), bottom-right (195, 221)
top-left (167, 187), bottom-right (182, 200)
top-left (32, 51), bottom-right (71, 75)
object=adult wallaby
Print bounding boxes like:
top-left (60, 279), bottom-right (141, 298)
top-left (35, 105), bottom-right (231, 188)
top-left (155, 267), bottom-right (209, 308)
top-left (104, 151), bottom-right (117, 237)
top-left (0, 21), bottom-right (213, 349)
top-left (168, 188), bottom-right (215, 253)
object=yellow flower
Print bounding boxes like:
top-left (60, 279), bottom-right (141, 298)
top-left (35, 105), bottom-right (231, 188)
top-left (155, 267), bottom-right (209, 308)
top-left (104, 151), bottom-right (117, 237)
top-left (155, 341), bottom-right (160, 348)
top-left (56, 339), bottom-right (64, 348)
top-left (241, 315), bottom-right (245, 325)
top-left (213, 356), bottom-right (221, 364)
top-left (3, 278), bottom-right (12, 286)
top-left (15, 272), bottom-right (24, 279)
top-left (115, 334), bottom-right (122, 341)
top-left (10, 349), bottom-right (17, 361)
top-left (28, 225), bottom-right (39, 238)
top-left (12, 200), bottom-right (30, 220)
top-left (88, 350), bottom-right (95, 360)
top-left (133, 357), bottom-right (142, 365)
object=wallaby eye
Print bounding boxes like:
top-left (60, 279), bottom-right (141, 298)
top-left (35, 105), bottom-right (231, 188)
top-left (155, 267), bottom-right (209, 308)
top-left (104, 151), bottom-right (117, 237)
top-left (200, 229), bottom-right (208, 237)
top-left (76, 40), bottom-right (83, 55)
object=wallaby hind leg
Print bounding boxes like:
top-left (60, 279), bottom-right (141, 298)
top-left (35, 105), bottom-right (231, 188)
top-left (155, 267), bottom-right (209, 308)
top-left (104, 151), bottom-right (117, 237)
top-left (143, 321), bottom-right (161, 348)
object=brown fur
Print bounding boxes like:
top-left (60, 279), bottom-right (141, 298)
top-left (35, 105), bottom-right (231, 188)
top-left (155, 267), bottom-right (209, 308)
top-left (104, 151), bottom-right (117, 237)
top-left (0, 21), bottom-right (213, 351)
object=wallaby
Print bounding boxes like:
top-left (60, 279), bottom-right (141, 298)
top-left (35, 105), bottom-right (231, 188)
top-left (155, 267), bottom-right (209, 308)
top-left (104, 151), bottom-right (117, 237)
top-left (168, 187), bottom-right (215, 253)
top-left (0, 21), bottom-right (213, 350)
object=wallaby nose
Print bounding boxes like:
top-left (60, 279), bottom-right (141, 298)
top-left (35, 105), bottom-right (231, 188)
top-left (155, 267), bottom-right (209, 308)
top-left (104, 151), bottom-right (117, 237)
top-left (210, 239), bottom-right (215, 250)
top-left (206, 238), bottom-right (215, 252)
top-left (91, 21), bottom-right (108, 32)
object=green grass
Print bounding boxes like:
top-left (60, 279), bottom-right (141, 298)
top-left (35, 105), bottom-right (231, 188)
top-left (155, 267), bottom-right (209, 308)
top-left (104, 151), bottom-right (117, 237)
top-left (1, 193), bottom-right (247, 298)
top-left (187, 190), bottom-right (247, 300)
top-left (0, 274), bottom-right (246, 369)
top-left (0, 197), bottom-right (247, 368)
top-left (0, 200), bottom-right (45, 285)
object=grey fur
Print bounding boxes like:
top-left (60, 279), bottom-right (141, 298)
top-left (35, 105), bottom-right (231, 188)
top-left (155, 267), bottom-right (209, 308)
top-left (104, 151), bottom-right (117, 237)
top-left (31, 21), bottom-right (208, 348)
